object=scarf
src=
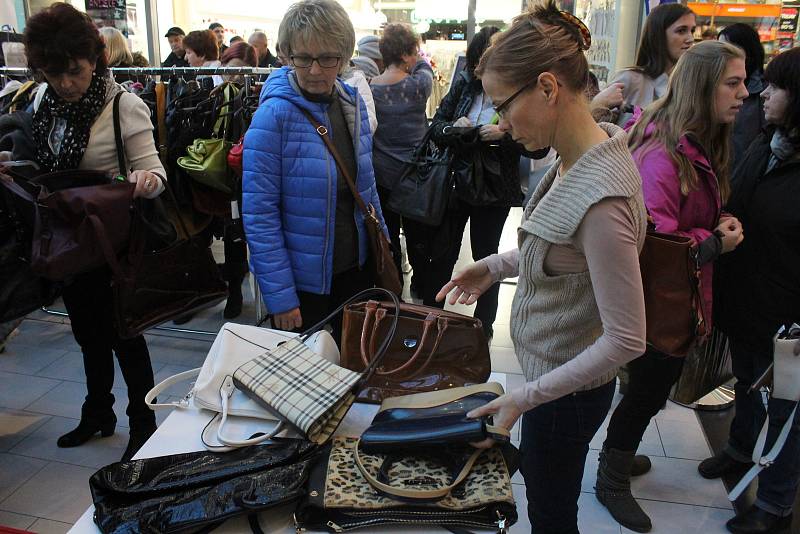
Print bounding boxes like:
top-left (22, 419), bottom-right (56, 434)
top-left (768, 129), bottom-right (798, 173)
top-left (32, 71), bottom-right (107, 172)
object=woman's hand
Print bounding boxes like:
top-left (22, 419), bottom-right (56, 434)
top-left (129, 170), bottom-right (162, 198)
top-left (592, 82), bottom-right (625, 110)
top-left (716, 217), bottom-right (744, 253)
top-left (466, 393), bottom-right (523, 449)
top-left (479, 124), bottom-right (505, 142)
top-left (435, 260), bottom-right (495, 305)
top-left (273, 308), bottom-right (302, 331)
top-left (452, 116), bottom-right (473, 128)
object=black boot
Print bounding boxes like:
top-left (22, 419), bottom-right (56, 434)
top-left (631, 454), bottom-right (652, 476)
top-left (698, 450), bottom-right (753, 479)
top-left (223, 275), bottom-right (245, 319)
top-left (595, 447), bottom-right (652, 532)
top-left (57, 412), bottom-right (116, 448)
top-left (726, 506), bottom-right (792, 534)
top-left (121, 423), bottom-right (158, 462)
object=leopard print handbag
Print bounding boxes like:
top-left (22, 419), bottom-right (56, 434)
top-left (295, 436), bottom-right (518, 533)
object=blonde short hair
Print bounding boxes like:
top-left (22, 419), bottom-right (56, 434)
top-left (278, 0), bottom-right (355, 74)
top-left (99, 26), bottom-right (132, 67)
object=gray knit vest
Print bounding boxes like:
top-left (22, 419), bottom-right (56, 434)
top-left (510, 123), bottom-right (646, 390)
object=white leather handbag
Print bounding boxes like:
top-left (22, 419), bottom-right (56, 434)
top-left (729, 324), bottom-right (800, 500)
top-left (145, 322), bottom-right (339, 451)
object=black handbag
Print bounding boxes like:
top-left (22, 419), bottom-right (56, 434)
top-left (296, 436), bottom-right (518, 533)
top-left (386, 126), bottom-right (453, 226)
top-left (359, 383), bottom-right (509, 453)
top-left (90, 438), bottom-right (316, 534)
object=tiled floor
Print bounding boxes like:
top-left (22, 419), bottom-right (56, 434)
top-left (0, 208), bottom-right (738, 533)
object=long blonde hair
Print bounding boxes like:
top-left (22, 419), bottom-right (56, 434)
top-left (628, 40), bottom-right (744, 202)
top-left (99, 26), bottom-right (132, 67)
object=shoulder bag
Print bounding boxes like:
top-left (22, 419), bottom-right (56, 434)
top-left (639, 220), bottom-right (708, 357)
top-left (729, 324), bottom-right (800, 501)
top-left (386, 125), bottom-right (454, 226)
top-left (232, 288), bottom-right (400, 445)
top-left (340, 300), bottom-right (491, 403)
top-left (298, 108), bottom-right (402, 296)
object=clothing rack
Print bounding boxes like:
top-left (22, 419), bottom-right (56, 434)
top-left (0, 66), bottom-right (276, 77)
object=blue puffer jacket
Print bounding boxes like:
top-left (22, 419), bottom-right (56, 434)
top-left (243, 67), bottom-right (388, 315)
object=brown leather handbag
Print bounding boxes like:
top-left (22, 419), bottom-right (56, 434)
top-left (299, 108), bottom-right (402, 296)
top-left (341, 301), bottom-right (491, 403)
top-left (639, 229), bottom-right (708, 357)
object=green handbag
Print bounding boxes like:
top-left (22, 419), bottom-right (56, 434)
top-left (176, 84), bottom-right (238, 194)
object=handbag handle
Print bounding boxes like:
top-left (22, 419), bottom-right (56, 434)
top-left (353, 438), bottom-right (484, 502)
top-left (299, 287), bottom-right (400, 384)
top-left (360, 302), bottom-right (450, 377)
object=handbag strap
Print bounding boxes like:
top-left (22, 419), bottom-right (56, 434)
top-left (728, 401), bottom-right (799, 501)
top-left (112, 91), bottom-right (126, 179)
top-left (298, 107), bottom-right (369, 218)
top-left (353, 438), bottom-right (484, 501)
top-left (300, 287), bottom-right (400, 383)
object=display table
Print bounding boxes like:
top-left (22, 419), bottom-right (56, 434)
top-left (69, 373), bottom-right (509, 533)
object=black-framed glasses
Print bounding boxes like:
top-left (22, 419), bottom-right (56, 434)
top-left (290, 55), bottom-right (342, 69)
top-left (493, 78), bottom-right (538, 118)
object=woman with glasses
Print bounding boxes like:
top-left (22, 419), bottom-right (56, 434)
top-left (242, 0), bottom-right (388, 340)
top-left (437, 2), bottom-right (648, 531)
top-left (369, 23), bottom-right (433, 295)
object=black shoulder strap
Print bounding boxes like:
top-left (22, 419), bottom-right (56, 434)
top-left (112, 91), bottom-right (126, 178)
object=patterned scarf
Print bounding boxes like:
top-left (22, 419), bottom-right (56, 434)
top-left (768, 129), bottom-right (798, 173)
top-left (32, 72), bottom-right (107, 172)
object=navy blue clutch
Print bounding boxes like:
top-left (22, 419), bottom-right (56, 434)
top-left (360, 382), bottom-right (510, 454)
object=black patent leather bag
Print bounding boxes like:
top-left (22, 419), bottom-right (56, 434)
top-left (89, 438), bottom-right (316, 534)
top-left (359, 382), bottom-right (509, 454)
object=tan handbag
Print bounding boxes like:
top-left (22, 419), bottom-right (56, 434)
top-left (340, 300), bottom-right (491, 403)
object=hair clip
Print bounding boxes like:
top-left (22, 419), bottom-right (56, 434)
top-left (558, 10), bottom-right (592, 51)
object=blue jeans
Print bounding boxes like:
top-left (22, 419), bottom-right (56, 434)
top-left (726, 335), bottom-right (800, 516)
top-left (520, 380), bottom-right (616, 534)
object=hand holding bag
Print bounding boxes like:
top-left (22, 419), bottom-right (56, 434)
top-left (145, 322), bottom-right (339, 451)
top-left (728, 324), bottom-right (800, 501)
top-left (298, 108), bottom-right (402, 296)
top-left (359, 382), bottom-right (510, 453)
top-left (233, 288), bottom-right (401, 445)
top-left (340, 300), bottom-right (491, 403)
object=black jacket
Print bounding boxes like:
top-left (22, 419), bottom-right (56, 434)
top-left (258, 52), bottom-right (281, 69)
top-left (431, 70), bottom-right (544, 207)
top-left (714, 130), bottom-right (800, 339)
top-left (730, 72), bottom-right (765, 172)
top-left (162, 52), bottom-right (189, 69)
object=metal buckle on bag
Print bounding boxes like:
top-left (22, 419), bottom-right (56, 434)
top-left (316, 125), bottom-right (328, 136)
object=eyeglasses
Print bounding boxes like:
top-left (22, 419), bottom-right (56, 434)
top-left (290, 55), bottom-right (341, 69)
top-left (493, 78), bottom-right (539, 118)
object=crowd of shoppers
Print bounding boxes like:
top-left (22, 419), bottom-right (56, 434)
top-left (2, 0), bottom-right (798, 531)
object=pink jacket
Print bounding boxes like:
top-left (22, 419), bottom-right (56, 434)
top-left (631, 122), bottom-right (721, 327)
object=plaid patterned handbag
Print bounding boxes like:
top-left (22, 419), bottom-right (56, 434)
top-left (233, 288), bottom-right (400, 444)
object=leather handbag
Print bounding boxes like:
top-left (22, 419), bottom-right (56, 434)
top-left (0, 173), bottom-right (60, 322)
top-left (639, 226), bottom-right (708, 357)
top-left (295, 436), bottom-right (518, 533)
top-left (386, 126), bottom-right (453, 226)
top-left (299, 108), bottom-right (402, 296)
top-left (340, 300), bottom-right (491, 403)
top-left (146, 322), bottom-right (339, 451)
top-left (90, 438), bottom-right (316, 534)
top-left (359, 382), bottom-right (510, 453)
top-left (729, 324), bottom-right (800, 501)
top-left (107, 183), bottom-right (228, 339)
top-left (232, 288), bottom-right (401, 445)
